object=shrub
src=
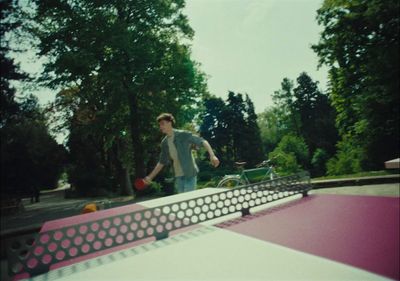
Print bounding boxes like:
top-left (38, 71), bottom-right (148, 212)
top-left (268, 135), bottom-right (309, 175)
top-left (311, 148), bottom-right (329, 177)
top-left (326, 140), bottom-right (364, 175)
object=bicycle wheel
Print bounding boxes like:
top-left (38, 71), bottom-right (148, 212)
top-left (217, 177), bottom-right (246, 188)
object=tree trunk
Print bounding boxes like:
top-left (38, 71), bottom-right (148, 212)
top-left (123, 168), bottom-right (133, 196)
top-left (117, 163), bottom-right (133, 196)
top-left (128, 93), bottom-right (146, 178)
top-left (113, 140), bottom-right (134, 196)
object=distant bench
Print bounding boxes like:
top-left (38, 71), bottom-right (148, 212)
top-left (384, 158), bottom-right (400, 169)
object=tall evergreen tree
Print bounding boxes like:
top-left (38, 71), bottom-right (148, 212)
top-left (293, 72), bottom-right (338, 157)
top-left (243, 94), bottom-right (264, 166)
top-left (199, 96), bottom-right (228, 164)
top-left (225, 92), bottom-right (247, 163)
top-left (272, 78), bottom-right (300, 135)
top-left (267, 73), bottom-right (338, 175)
top-left (200, 92), bottom-right (264, 169)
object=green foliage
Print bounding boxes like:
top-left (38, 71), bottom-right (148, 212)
top-left (271, 73), bottom-right (338, 156)
top-left (199, 92), bottom-right (264, 170)
top-left (199, 96), bottom-right (228, 163)
top-left (135, 181), bottom-right (164, 197)
top-left (271, 78), bottom-right (300, 136)
top-left (293, 72), bottom-right (338, 156)
top-left (269, 151), bottom-right (300, 176)
top-left (257, 107), bottom-right (282, 155)
top-left (265, 72), bottom-right (338, 176)
top-left (311, 148), bottom-right (330, 177)
top-left (1, 2), bottom-right (67, 200)
top-left (66, 123), bottom-right (114, 197)
top-left (313, 0), bottom-right (400, 170)
top-left (0, 0), bottom-right (29, 128)
top-left (243, 94), bottom-right (264, 166)
top-left (326, 138), bottom-right (364, 176)
top-left (27, 0), bottom-right (208, 196)
top-left (269, 135), bottom-right (309, 175)
top-left (1, 96), bottom-right (67, 198)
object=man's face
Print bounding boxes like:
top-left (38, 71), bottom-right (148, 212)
top-left (159, 120), bottom-right (172, 134)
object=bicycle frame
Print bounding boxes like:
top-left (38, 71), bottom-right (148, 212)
top-left (217, 160), bottom-right (277, 188)
top-left (241, 166), bottom-right (274, 184)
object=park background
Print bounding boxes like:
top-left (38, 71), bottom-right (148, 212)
top-left (1, 0), bottom-right (399, 202)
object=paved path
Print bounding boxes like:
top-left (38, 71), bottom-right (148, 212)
top-left (0, 190), bottom-right (149, 236)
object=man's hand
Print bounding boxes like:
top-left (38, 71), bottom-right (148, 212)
top-left (144, 163), bottom-right (164, 185)
top-left (210, 155), bottom-right (220, 167)
top-left (144, 176), bottom-right (152, 185)
top-left (203, 140), bottom-right (220, 168)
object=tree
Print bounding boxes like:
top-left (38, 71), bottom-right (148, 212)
top-left (48, 84), bottom-right (136, 196)
top-left (1, 1), bottom-right (67, 201)
top-left (312, 0), bottom-right (399, 171)
top-left (311, 148), bottom-right (330, 177)
top-left (326, 137), bottom-right (364, 176)
top-left (199, 92), bottom-right (264, 171)
top-left (0, 0), bottom-right (28, 127)
top-left (243, 94), bottom-right (264, 166)
top-left (272, 78), bottom-right (300, 135)
top-left (293, 72), bottom-right (338, 157)
top-left (28, 0), bottom-right (208, 194)
top-left (269, 135), bottom-right (309, 175)
top-left (1, 96), bottom-right (67, 200)
top-left (199, 96), bottom-right (228, 164)
top-left (224, 92), bottom-right (248, 164)
top-left (257, 107), bottom-right (282, 156)
top-left (269, 73), bottom-right (338, 174)
top-left (66, 120), bottom-right (115, 197)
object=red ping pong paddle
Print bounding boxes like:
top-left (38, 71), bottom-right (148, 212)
top-left (134, 178), bottom-right (148, 191)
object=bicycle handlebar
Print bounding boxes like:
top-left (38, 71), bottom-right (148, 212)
top-left (256, 159), bottom-right (273, 167)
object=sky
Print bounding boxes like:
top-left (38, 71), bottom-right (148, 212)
top-left (15, 0), bottom-right (328, 115)
top-left (184, 0), bottom-right (328, 113)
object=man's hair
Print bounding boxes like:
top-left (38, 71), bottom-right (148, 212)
top-left (157, 113), bottom-right (175, 125)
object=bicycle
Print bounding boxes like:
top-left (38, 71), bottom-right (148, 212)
top-left (217, 159), bottom-right (278, 188)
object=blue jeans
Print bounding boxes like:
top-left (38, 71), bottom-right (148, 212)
top-left (175, 176), bottom-right (197, 193)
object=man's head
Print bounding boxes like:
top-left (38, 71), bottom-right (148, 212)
top-left (157, 113), bottom-right (175, 135)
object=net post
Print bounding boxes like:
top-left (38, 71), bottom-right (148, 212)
top-left (154, 231), bottom-right (169, 240)
top-left (241, 208), bottom-right (250, 217)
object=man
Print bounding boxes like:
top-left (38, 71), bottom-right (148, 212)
top-left (144, 113), bottom-right (219, 193)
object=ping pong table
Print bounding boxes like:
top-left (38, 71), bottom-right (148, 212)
top-left (6, 173), bottom-right (400, 280)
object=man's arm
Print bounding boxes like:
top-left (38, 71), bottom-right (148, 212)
top-left (187, 132), bottom-right (220, 168)
top-left (202, 140), bottom-right (220, 167)
top-left (145, 162), bottom-right (164, 184)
